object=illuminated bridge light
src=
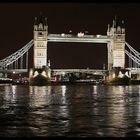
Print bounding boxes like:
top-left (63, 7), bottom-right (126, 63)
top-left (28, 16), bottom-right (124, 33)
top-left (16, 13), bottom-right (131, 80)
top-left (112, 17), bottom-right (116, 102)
top-left (33, 71), bottom-right (39, 77)
top-left (41, 71), bottom-right (47, 77)
top-left (118, 71), bottom-right (124, 78)
top-left (125, 71), bottom-right (129, 77)
top-left (112, 72), bottom-right (116, 78)
top-left (13, 71), bottom-right (16, 74)
top-left (29, 70), bottom-right (33, 76)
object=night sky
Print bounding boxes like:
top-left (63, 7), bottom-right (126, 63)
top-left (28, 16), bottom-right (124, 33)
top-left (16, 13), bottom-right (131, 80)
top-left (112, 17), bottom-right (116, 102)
top-left (0, 3), bottom-right (140, 69)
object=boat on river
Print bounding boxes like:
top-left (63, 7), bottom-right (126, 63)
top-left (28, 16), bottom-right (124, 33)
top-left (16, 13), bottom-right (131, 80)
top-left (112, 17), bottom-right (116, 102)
top-left (0, 78), bottom-right (13, 84)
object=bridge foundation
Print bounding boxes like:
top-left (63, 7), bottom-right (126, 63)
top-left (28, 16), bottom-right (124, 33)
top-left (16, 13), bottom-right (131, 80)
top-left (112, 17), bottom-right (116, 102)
top-left (29, 66), bottom-right (51, 86)
top-left (105, 67), bottom-right (131, 85)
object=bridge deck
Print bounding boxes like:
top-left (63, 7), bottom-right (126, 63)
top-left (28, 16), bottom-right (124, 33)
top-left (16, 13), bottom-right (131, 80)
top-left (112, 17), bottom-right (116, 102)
top-left (52, 69), bottom-right (107, 75)
top-left (0, 68), bottom-right (107, 75)
top-left (1, 68), bottom-right (140, 75)
top-left (48, 34), bottom-right (110, 43)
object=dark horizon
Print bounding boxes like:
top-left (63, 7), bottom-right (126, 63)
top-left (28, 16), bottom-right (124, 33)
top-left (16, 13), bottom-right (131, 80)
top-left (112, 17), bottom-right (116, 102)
top-left (0, 3), bottom-right (140, 69)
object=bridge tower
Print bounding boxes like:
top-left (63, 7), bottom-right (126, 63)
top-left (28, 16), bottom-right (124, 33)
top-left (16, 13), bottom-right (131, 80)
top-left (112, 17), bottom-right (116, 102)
top-left (107, 18), bottom-right (125, 70)
top-left (105, 18), bottom-right (130, 84)
top-left (29, 14), bottom-right (51, 85)
top-left (33, 14), bottom-right (48, 68)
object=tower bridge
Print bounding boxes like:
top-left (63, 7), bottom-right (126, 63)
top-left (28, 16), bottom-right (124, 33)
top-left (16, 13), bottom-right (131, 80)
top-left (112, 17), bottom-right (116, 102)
top-left (0, 14), bottom-right (140, 85)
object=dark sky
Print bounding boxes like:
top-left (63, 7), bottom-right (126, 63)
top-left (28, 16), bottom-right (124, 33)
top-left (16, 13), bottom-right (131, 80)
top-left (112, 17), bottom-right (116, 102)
top-left (0, 3), bottom-right (140, 69)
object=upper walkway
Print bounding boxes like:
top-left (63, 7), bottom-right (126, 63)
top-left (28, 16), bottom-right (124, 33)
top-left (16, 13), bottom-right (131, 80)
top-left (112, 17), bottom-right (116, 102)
top-left (48, 34), bottom-right (110, 43)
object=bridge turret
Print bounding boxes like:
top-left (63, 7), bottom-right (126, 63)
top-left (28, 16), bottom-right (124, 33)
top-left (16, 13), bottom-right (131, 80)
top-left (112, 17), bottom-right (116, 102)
top-left (121, 20), bottom-right (125, 34)
top-left (34, 17), bottom-right (38, 31)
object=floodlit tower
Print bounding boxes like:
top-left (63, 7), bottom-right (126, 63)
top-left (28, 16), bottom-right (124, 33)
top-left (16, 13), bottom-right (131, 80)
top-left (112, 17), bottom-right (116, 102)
top-left (107, 18), bottom-right (125, 70)
top-left (29, 13), bottom-right (51, 86)
top-left (33, 14), bottom-right (48, 68)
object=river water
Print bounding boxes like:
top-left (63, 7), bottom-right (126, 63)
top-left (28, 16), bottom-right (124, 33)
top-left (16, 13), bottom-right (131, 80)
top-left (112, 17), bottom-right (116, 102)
top-left (0, 84), bottom-right (140, 137)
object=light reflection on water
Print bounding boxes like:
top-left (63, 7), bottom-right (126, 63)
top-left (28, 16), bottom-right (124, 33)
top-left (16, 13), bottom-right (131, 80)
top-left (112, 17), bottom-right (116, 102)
top-left (0, 85), bottom-right (140, 136)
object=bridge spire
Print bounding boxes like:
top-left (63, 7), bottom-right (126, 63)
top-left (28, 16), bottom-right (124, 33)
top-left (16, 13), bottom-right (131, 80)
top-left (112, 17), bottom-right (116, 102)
top-left (34, 17), bottom-right (37, 25)
top-left (107, 24), bottom-right (110, 36)
top-left (114, 15), bottom-right (117, 27)
top-left (112, 19), bottom-right (115, 28)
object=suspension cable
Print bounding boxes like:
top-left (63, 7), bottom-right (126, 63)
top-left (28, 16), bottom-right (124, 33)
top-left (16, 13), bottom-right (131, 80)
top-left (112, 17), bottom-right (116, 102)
top-left (0, 40), bottom-right (33, 68)
top-left (125, 50), bottom-right (140, 66)
top-left (125, 42), bottom-right (140, 58)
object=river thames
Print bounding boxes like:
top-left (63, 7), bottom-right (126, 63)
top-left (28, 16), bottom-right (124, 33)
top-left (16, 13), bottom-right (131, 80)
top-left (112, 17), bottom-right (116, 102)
top-left (0, 84), bottom-right (140, 137)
